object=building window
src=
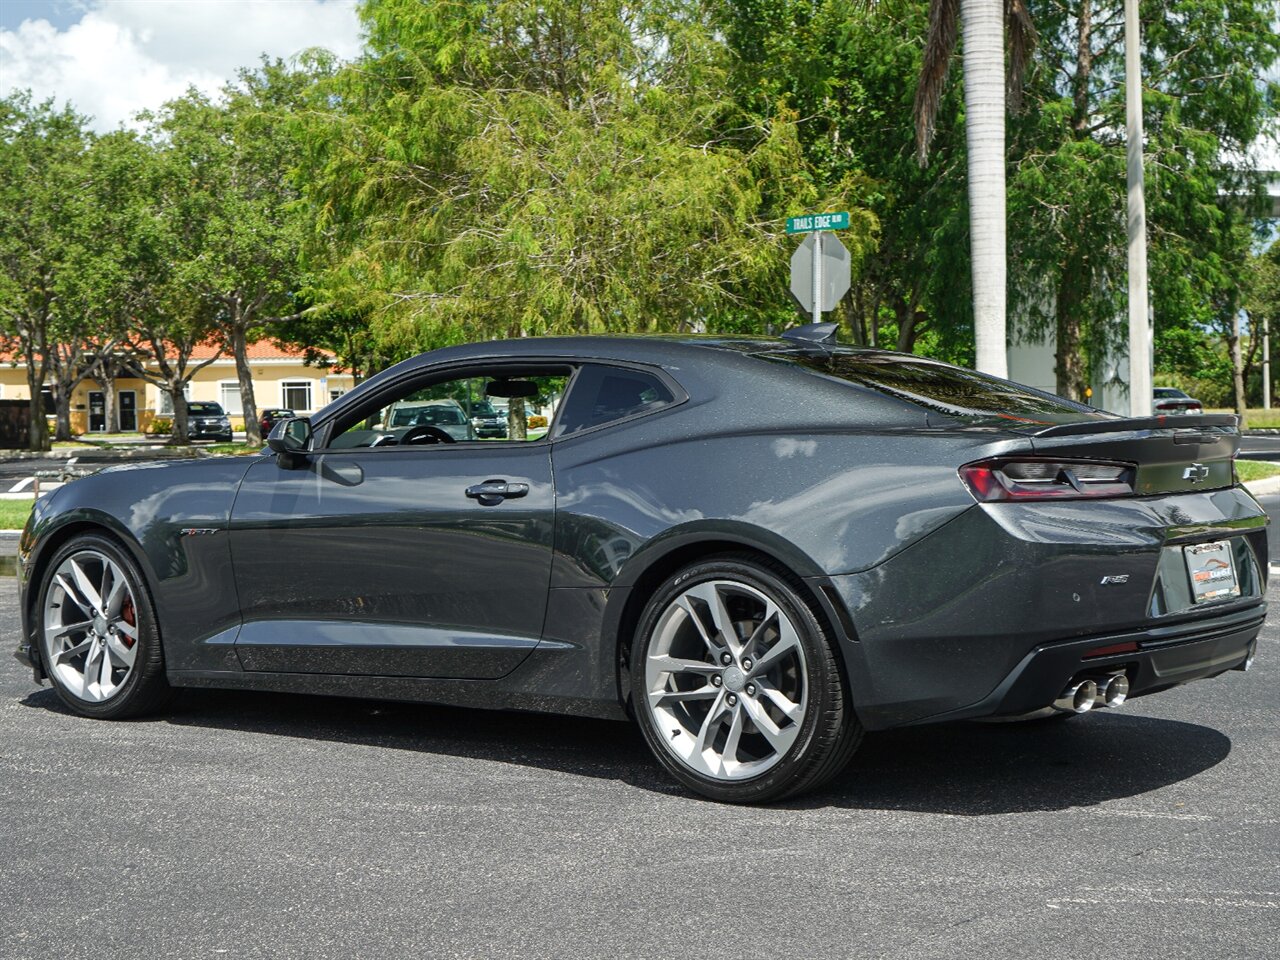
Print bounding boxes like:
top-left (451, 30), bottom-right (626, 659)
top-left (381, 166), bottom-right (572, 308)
top-left (219, 381), bottom-right (243, 415)
top-left (329, 388), bottom-right (345, 403)
top-left (281, 380), bottom-right (313, 412)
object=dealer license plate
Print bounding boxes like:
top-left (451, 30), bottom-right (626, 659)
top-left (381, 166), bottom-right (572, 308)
top-left (1184, 540), bottom-right (1240, 604)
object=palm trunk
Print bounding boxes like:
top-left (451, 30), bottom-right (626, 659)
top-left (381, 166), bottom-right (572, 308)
top-left (960, 0), bottom-right (1008, 378)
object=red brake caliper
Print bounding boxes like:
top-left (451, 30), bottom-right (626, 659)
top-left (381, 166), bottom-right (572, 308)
top-left (119, 597), bottom-right (137, 649)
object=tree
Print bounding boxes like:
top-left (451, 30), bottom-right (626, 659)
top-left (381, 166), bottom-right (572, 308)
top-left (1007, 0), bottom-right (1280, 402)
top-left (719, 1), bottom-right (974, 360)
top-left (0, 93), bottom-right (91, 450)
top-left (154, 59), bottom-right (324, 444)
top-left (298, 0), bottom-right (873, 352)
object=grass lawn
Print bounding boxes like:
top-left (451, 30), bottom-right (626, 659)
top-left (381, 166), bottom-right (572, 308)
top-left (1206, 408), bottom-right (1280, 429)
top-left (1235, 460), bottom-right (1280, 482)
top-left (0, 499), bottom-right (34, 530)
top-left (204, 442), bottom-right (266, 456)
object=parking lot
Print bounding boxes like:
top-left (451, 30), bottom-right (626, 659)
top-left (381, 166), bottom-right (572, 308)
top-left (1, 572), bottom-right (1277, 958)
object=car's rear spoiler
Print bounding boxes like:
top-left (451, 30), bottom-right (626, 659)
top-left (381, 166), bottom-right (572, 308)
top-left (1028, 413), bottom-right (1239, 438)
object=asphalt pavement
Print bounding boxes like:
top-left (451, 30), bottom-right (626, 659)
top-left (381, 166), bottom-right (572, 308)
top-left (2, 580), bottom-right (1278, 957)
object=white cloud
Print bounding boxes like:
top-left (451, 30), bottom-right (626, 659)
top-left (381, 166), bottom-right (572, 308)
top-left (0, 0), bottom-right (362, 131)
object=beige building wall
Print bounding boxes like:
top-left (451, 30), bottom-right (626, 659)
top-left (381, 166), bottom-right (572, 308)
top-left (0, 359), bottom-right (354, 435)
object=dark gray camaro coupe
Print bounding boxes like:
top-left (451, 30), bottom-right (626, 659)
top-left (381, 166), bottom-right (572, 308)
top-left (14, 325), bottom-right (1268, 802)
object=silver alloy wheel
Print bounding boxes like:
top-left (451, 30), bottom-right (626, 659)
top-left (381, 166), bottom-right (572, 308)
top-left (42, 550), bottom-right (140, 703)
top-left (644, 579), bottom-right (808, 781)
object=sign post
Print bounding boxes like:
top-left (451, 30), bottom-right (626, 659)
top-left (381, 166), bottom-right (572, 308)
top-left (788, 212), bottom-right (852, 323)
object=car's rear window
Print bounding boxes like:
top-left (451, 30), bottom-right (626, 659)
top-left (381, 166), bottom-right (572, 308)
top-left (768, 351), bottom-right (1110, 422)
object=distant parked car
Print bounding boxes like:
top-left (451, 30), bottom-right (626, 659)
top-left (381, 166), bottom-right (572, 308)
top-left (186, 401), bottom-right (233, 442)
top-left (260, 408), bottom-right (296, 437)
top-left (468, 400), bottom-right (508, 438)
top-left (1154, 387), bottom-right (1203, 415)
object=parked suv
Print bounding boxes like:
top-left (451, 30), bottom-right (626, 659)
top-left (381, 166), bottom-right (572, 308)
top-left (186, 402), bottom-right (233, 442)
top-left (468, 400), bottom-right (508, 438)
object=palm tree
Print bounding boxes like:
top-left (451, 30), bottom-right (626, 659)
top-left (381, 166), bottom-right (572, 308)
top-left (912, 0), bottom-right (1036, 378)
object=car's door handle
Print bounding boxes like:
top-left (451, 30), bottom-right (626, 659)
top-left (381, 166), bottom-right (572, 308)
top-left (465, 479), bottom-right (530, 505)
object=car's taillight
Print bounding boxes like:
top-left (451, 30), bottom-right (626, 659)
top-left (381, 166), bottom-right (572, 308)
top-left (1188, 403), bottom-right (1202, 412)
top-left (959, 459), bottom-right (1136, 502)
top-left (1155, 402), bottom-right (1175, 410)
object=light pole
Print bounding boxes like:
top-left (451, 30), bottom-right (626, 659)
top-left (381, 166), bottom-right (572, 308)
top-left (1125, 0), bottom-right (1153, 417)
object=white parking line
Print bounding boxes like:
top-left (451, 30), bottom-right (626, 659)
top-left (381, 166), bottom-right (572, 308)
top-left (7, 477), bottom-right (33, 493)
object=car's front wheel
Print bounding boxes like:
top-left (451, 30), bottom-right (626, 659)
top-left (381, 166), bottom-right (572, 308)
top-left (37, 533), bottom-right (170, 719)
top-left (631, 555), bottom-right (862, 803)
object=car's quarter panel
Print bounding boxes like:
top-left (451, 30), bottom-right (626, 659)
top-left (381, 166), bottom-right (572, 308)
top-left (824, 485), bottom-right (1267, 729)
top-left (226, 444), bottom-right (555, 679)
top-left (18, 459), bottom-right (254, 675)
top-left (551, 424), bottom-right (1017, 589)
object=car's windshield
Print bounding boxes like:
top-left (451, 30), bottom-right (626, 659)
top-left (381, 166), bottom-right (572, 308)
top-left (390, 405), bottom-right (467, 427)
top-left (768, 350), bottom-right (1110, 423)
top-left (188, 403), bottom-right (223, 416)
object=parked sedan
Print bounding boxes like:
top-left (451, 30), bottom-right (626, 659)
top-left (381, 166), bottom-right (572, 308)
top-left (1154, 387), bottom-right (1204, 415)
top-left (185, 401), bottom-right (233, 442)
top-left (14, 326), bottom-right (1267, 803)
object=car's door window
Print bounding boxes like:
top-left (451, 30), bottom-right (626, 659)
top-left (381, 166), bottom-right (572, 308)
top-left (327, 369), bottom-right (571, 449)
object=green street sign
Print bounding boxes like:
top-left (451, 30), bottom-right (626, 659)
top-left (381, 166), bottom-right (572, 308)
top-left (786, 211), bottom-right (851, 234)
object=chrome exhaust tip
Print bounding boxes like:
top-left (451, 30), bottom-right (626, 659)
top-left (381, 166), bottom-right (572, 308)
top-left (1097, 673), bottom-right (1129, 708)
top-left (1054, 680), bottom-right (1098, 715)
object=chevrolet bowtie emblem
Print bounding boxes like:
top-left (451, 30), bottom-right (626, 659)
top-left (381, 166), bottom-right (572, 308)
top-left (1183, 463), bottom-right (1209, 483)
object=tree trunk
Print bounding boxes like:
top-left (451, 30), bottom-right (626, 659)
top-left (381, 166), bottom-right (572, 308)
top-left (101, 367), bottom-right (119, 433)
top-left (1055, 262), bottom-right (1086, 400)
top-left (232, 325), bottom-right (260, 444)
top-left (52, 381), bottom-right (73, 441)
top-left (960, 0), bottom-right (1008, 378)
top-left (508, 398), bottom-right (527, 440)
top-left (23, 362), bottom-right (49, 452)
top-left (169, 385), bottom-right (190, 444)
top-left (1230, 310), bottom-right (1248, 431)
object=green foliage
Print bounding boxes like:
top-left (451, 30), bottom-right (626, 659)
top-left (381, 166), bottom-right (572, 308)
top-left (295, 0), bottom-right (875, 353)
top-left (716, 0), bottom-right (972, 360)
top-left (1008, 0), bottom-right (1280, 398)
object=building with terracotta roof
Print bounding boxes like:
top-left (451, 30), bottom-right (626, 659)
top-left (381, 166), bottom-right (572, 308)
top-left (0, 339), bottom-right (355, 435)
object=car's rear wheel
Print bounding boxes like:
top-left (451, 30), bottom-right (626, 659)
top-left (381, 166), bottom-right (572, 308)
top-left (631, 555), bottom-right (862, 803)
top-left (37, 534), bottom-right (170, 719)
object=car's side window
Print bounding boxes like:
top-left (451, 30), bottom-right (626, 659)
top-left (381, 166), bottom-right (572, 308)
top-left (554, 364), bottom-right (677, 438)
top-left (326, 369), bottom-right (571, 450)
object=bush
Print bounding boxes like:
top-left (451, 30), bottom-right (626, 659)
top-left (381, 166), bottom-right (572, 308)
top-left (528, 414), bottom-right (548, 429)
top-left (148, 417), bottom-right (173, 435)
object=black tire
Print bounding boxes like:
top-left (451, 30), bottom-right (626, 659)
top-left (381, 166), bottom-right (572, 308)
top-left (631, 554), bottom-right (862, 803)
top-left (36, 533), bottom-right (171, 719)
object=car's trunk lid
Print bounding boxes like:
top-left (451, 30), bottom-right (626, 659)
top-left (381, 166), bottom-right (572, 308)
top-left (1025, 415), bottom-right (1239, 495)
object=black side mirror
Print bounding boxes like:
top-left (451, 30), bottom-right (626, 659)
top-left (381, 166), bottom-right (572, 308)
top-left (267, 417), bottom-right (312, 467)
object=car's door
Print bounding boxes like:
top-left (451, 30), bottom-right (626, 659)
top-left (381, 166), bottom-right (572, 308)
top-left (227, 368), bottom-right (566, 680)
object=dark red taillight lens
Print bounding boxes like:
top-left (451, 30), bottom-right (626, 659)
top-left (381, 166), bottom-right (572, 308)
top-left (959, 459), bottom-right (1137, 502)
top-left (1155, 402), bottom-right (1176, 410)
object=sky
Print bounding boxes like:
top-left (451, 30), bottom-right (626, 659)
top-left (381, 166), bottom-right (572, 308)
top-left (0, 0), bottom-right (363, 131)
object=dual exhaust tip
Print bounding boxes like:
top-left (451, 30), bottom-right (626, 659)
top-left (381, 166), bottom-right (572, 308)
top-left (1054, 673), bottom-right (1129, 715)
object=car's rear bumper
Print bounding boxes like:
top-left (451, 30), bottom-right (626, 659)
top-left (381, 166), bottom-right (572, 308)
top-left (905, 602), bottom-right (1263, 725)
